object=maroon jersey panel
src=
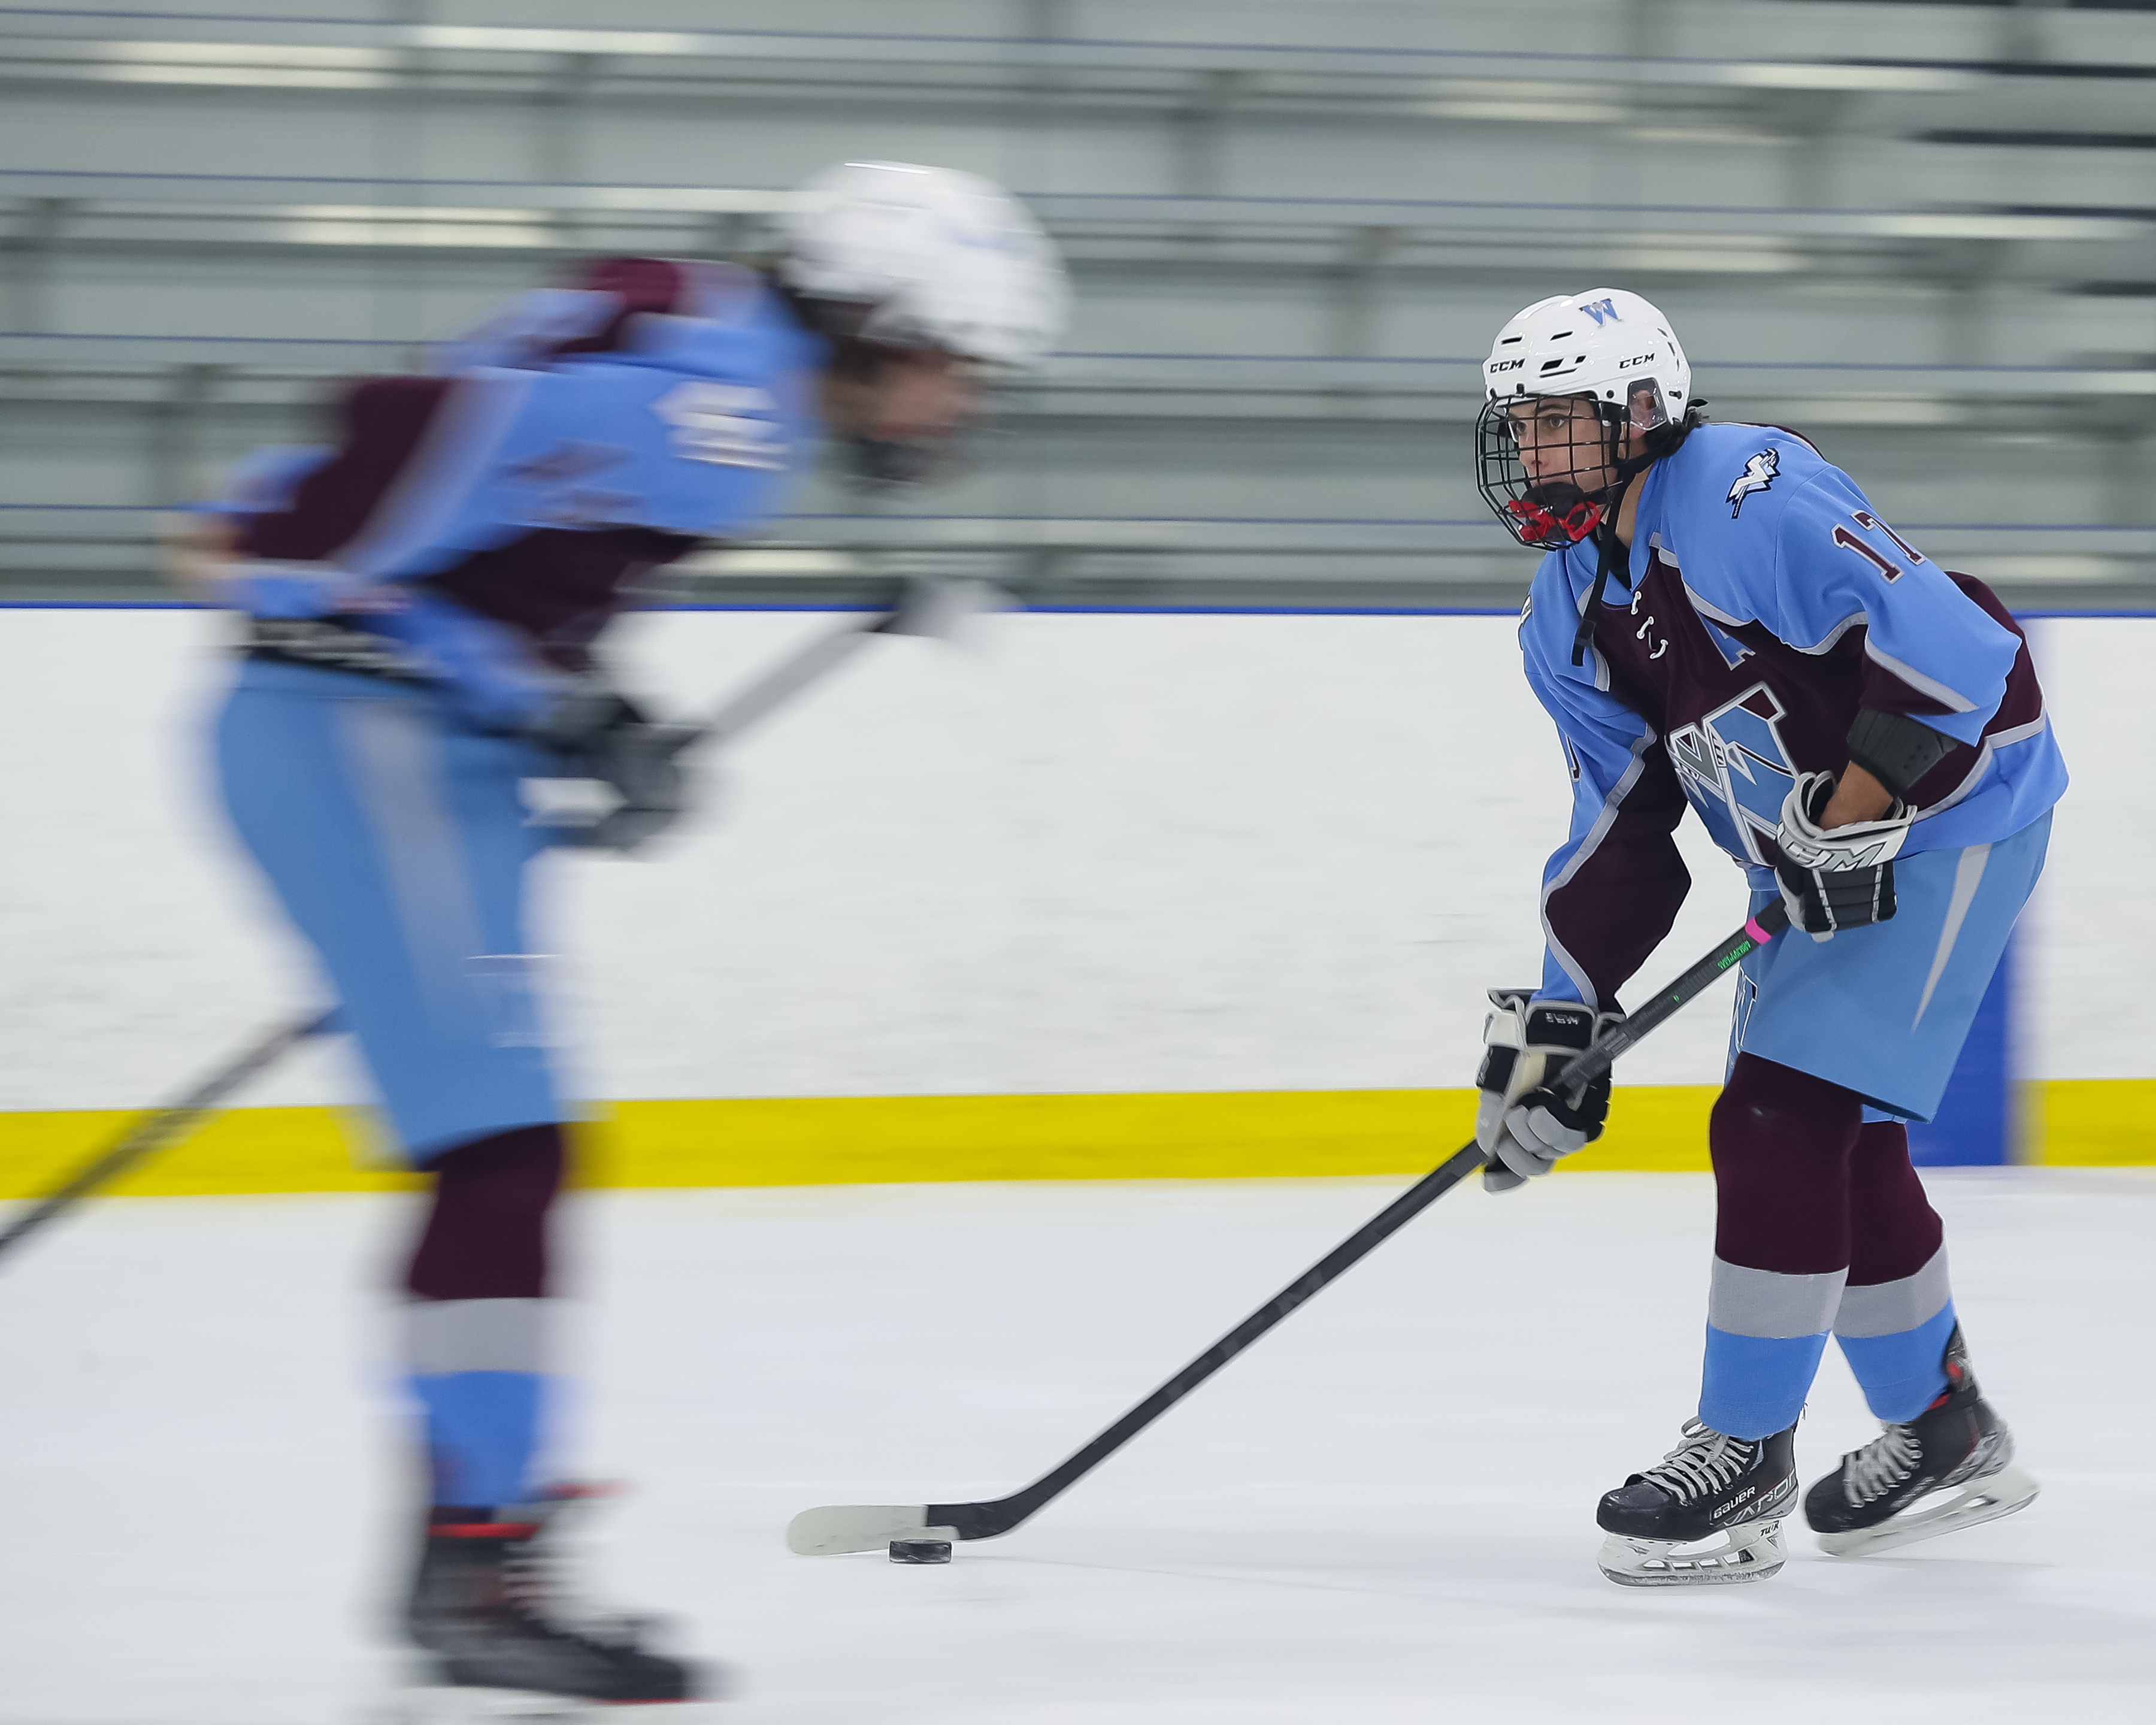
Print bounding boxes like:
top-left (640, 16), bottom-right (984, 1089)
top-left (426, 526), bottom-right (698, 670)
top-left (1540, 740), bottom-right (1695, 1014)
top-left (240, 376), bottom-right (453, 564)
top-left (1540, 553), bottom-right (2045, 1008)
top-left (1595, 551), bottom-right (2043, 859)
top-left (235, 371), bottom-right (698, 671)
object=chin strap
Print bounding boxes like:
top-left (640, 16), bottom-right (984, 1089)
top-left (1567, 446), bottom-right (1667, 667)
top-left (1564, 410), bottom-right (1707, 668)
top-left (1570, 480), bottom-right (1636, 668)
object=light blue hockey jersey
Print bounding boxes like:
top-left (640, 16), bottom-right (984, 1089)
top-left (208, 262), bottom-right (826, 728)
top-left (1518, 422), bottom-right (2067, 1008)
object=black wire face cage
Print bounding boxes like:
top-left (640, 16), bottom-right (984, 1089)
top-left (844, 425), bottom-right (983, 492)
top-left (807, 320), bottom-right (992, 493)
top-left (1474, 394), bottom-right (1628, 550)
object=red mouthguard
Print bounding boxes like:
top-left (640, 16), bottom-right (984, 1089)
top-left (1506, 496), bottom-right (1605, 545)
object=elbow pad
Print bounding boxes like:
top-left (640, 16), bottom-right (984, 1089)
top-left (1845, 709), bottom-right (1958, 801)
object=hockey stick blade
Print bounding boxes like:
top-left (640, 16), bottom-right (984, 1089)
top-left (785, 1505), bottom-right (961, 1557)
top-left (784, 901), bottom-right (1789, 1554)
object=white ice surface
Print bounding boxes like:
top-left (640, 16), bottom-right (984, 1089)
top-left (5, 1172), bottom-right (2154, 1724)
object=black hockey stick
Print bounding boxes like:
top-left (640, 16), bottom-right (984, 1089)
top-left (785, 898), bottom-right (1791, 1555)
top-left (0, 1007), bottom-right (339, 1266)
top-left (532, 574), bottom-right (989, 840)
top-left (684, 575), bottom-right (985, 752)
top-left (3, 579), bottom-right (986, 1258)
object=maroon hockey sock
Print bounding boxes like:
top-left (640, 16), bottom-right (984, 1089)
top-left (405, 1125), bottom-right (566, 1512)
top-left (405, 1123), bottom-right (565, 1302)
top-left (1845, 1121), bottom-right (1945, 1288)
top-left (1709, 1054), bottom-right (1864, 1276)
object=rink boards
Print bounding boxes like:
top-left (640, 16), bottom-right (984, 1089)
top-left (2, 605), bottom-right (2151, 1193)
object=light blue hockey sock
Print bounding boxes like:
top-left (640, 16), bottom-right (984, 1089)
top-left (1699, 1326), bottom-right (1831, 1439)
top-left (405, 1297), bottom-right (552, 1508)
top-left (411, 1370), bottom-right (547, 1508)
top-left (1698, 1257), bottom-right (1842, 1438)
top-left (1837, 1300), bottom-right (1958, 1424)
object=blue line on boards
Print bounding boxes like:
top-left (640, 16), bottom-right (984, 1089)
top-left (10, 600), bottom-right (2156, 620)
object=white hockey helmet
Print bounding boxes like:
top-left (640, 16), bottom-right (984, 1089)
top-left (1476, 288), bottom-right (1697, 556)
top-left (779, 161), bottom-right (1069, 369)
top-left (1480, 288), bottom-right (1691, 426)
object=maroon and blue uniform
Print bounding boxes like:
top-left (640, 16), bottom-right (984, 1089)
top-left (1518, 421), bottom-right (2066, 1438)
top-left (208, 259), bottom-right (823, 1512)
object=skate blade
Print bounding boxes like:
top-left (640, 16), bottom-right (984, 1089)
top-left (1816, 1463), bottom-right (2040, 1558)
top-left (383, 1687), bottom-right (722, 1723)
top-left (1597, 1518), bottom-right (1787, 1587)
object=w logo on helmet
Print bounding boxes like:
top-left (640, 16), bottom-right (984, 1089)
top-left (1580, 298), bottom-right (1619, 325)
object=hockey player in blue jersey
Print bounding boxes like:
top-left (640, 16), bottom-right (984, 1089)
top-left (1470, 289), bottom-right (2064, 1586)
top-left (185, 162), bottom-right (1067, 1699)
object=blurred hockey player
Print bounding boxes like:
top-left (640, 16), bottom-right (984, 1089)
top-left (180, 162), bottom-right (1067, 1701)
top-left (1470, 289), bottom-right (2064, 1587)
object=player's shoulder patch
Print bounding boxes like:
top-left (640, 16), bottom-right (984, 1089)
top-left (1725, 447), bottom-right (1779, 517)
top-left (1671, 423), bottom-right (1825, 532)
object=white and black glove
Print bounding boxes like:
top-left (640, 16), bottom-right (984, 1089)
top-left (1772, 770), bottom-right (1914, 943)
top-left (522, 687), bottom-right (698, 854)
top-left (1474, 990), bottom-right (1622, 1194)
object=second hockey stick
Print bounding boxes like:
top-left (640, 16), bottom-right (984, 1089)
top-left (531, 575), bottom-right (989, 841)
top-left (683, 575), bottom-right (986, 751)
top-left (785, 898), bottom-right (1791, 1555)
top-left (0, 1007), bottom-right (338, 1267)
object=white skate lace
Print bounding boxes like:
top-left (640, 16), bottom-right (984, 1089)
top-left (1640, 1418), bottom-right (1756, 1504)
top-left (1842, 1423), bottom-right (1921, 1506)
top-left (500, 1501), bottom-right (647, 1648)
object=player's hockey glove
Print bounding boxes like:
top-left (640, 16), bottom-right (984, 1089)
top-left (522, 686), bottom-right (698, 854)
top-left (1772, 770), bottom-right (1915, 943)
top-left (1474, 990), bottom-right (1622, 1194)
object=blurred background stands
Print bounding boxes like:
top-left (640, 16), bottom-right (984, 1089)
top-left (1, 0), bottom-right (2153, 608)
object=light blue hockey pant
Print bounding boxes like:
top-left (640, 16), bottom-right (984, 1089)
top-left (217, 659), bottom-right (564, 1506)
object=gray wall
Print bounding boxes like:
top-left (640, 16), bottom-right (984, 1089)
top-left (4, 0), bottom-right (2154, 602)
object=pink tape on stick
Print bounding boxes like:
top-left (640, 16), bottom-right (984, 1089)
top-left (1744, 915), bottom-right (1777, 946)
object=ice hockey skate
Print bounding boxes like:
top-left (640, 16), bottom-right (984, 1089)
top-left (1595, 1417), bottom-right (1798, 1586)
top-left (390, 1490), bottom-right (711, 1720)
top-left (1806, 1324), bottom-right (2039, 1558)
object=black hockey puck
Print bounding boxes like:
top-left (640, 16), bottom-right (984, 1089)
top-left (889, 1538), bottom-right (953, 1564)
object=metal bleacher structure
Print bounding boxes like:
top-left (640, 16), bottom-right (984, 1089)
top-left (2, 0), bottom-right (2154, 610)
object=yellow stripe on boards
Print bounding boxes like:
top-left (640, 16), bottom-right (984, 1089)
top-left (0, 1086), bottom-right (1707, 1197)
top-left (589, 1090), bottom-right (1470, 1186)
top-left (2030, 1079), bottom-right (2156, 1167)
top-left (1565, 1087), bottom-right (1717, 1172)
top-left (0, 1105), bottom-right (421, 1200)
top-left (0, 1080), bottom-right (2148, 1200)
